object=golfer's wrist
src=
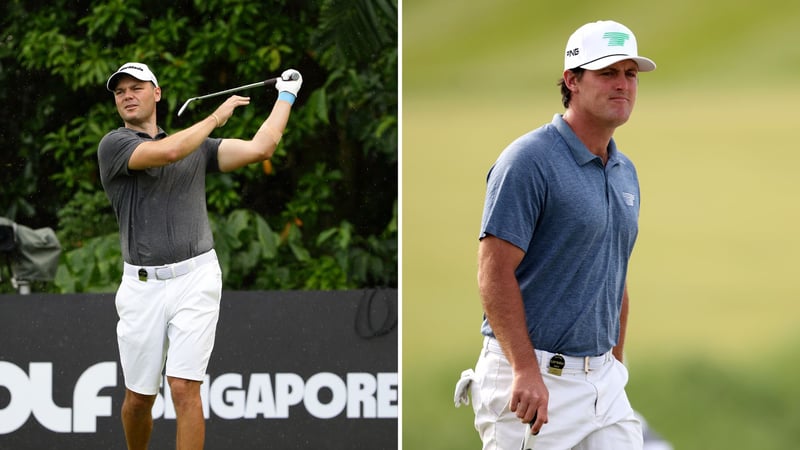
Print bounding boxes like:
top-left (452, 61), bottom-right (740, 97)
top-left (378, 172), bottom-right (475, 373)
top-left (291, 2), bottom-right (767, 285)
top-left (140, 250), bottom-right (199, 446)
top-left (278, 91), bottom-right (296, 105)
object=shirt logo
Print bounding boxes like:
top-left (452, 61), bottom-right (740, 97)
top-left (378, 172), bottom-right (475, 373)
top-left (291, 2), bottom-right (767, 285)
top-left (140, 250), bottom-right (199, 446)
top-left (622, 192), bottom-right (636, 206)
top-left (602, 32), bottom-right (630, 47)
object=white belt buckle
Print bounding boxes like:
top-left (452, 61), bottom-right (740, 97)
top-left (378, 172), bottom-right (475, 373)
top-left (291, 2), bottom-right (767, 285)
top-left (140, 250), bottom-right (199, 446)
top-left (155, 266), bottom-right (174, 280)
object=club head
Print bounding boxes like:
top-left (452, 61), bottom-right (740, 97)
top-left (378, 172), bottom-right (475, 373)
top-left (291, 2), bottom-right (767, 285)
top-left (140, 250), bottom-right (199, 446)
top-left (177, 97), bottom-right (197, 117)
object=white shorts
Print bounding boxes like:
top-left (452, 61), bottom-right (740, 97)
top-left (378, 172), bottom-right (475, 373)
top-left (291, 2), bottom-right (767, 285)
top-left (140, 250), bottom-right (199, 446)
top-left (470, 337), bottom-right (642, 450)
top-left (116, 250), bottom-right (222, 395)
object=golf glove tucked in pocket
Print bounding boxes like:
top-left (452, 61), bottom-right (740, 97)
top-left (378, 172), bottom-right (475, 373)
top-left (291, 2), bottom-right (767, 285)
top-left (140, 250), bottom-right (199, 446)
top-left (454, 368), bottom-right (476, 407)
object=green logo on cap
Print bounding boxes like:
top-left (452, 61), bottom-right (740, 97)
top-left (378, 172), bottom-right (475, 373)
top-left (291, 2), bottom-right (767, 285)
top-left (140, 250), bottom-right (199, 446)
top-left (603, 32), bottom-right (629, 47)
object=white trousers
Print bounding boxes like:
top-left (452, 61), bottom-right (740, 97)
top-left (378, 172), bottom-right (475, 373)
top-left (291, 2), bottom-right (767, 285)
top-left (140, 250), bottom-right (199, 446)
top-left (471, 337), bottom-right (642, 450)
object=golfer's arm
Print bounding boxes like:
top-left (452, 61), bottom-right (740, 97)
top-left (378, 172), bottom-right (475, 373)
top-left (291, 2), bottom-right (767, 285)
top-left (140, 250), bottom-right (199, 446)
top-left (612, 283), bottom-right (630, 362)
top-left (128, 116), bottom-right (218, 170)
top-left (478, 235), bottom-right (540, 372)
top-left (217, 100), bottom-right (293, 172)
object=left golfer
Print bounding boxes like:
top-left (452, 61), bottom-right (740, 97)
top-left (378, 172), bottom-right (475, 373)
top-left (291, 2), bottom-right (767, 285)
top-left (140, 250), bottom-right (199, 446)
top-left (97, 62), bottom-right (302, 450)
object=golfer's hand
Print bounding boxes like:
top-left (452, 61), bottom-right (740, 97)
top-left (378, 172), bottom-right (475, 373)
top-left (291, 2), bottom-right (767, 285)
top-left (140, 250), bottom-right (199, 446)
top-left (275, 69), bottom-right (302, 97)
top-left (211, 95), bottom-right (251, 127)
top-left (510, 367), bottom-right (549, 435)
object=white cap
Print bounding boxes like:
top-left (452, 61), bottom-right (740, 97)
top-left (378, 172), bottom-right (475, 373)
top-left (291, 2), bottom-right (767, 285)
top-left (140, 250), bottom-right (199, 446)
top-left (106, 62), bottom-right (159, 92)
top-left (564, 21), bottom-right (656, 72)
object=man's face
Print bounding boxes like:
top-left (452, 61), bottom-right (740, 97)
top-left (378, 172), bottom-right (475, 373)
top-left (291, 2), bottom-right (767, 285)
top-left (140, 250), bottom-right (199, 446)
top-left (112, 75), bottom-right (161, 126)
top-left (570, 60), bottom-right (639, 128)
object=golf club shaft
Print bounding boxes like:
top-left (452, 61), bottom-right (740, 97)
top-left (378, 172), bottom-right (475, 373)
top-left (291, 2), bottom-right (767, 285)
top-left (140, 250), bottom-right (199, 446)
top-left (194, 78), bottom-right (278, 101)
top-left (177, 72), bottom-right (299, 117)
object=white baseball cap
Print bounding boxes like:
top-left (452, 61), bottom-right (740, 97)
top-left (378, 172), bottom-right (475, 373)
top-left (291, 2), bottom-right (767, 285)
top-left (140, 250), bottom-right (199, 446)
top-left (564, 21), bottom-right (656, 72)
top-left (106, 62), bottom-right (159, 92)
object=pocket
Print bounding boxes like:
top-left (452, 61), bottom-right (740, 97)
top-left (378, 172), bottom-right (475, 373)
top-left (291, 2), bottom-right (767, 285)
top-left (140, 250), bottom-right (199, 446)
top-left (188, 262), bottom-right (223, 307)
top-left (473, 350), bottom-right (512, 418)
top-left (613, 358), bottom-right (630, 386)
top-left (115, 276), bottom-right (143, 317)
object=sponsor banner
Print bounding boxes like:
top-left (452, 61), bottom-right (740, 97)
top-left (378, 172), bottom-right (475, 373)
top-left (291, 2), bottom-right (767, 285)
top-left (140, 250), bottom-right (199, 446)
top-left (0, 290), bottom-right (397, 449)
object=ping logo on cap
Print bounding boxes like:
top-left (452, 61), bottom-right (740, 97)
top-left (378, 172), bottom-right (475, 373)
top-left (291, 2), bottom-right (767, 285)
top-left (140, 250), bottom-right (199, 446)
top-left (602, 32), bottom-right (630, 47)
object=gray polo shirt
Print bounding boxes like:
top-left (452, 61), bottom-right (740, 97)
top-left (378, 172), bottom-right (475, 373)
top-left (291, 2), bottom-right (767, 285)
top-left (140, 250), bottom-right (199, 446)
top-left (479, 114), bottom-right (640, 356)
top-left (98, 127), bottom-right (222, 266)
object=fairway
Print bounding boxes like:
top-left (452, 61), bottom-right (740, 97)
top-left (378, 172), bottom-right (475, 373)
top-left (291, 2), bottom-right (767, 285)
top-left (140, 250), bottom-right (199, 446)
top-left (402, 1), bottom-right (800, 447)
top-left (404, 85), bottom-right (800, 361)
top-left (403, 86), bottom-right (800, 449)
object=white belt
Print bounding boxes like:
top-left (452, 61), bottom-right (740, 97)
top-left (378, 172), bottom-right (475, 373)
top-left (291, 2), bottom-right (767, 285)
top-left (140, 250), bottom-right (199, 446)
top-left (124, 249), bottom-right (217, 281)
top-left (483, 336), bottom-right (613, 373)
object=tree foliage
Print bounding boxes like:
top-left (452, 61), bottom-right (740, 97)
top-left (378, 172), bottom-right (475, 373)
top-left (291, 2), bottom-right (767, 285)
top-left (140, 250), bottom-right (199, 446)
top-left (0, 0), bottom-right (397, 292)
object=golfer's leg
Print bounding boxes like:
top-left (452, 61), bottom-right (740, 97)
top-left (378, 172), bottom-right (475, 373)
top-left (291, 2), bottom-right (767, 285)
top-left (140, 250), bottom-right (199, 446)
top-left (576, 417), bottom-right (642, 450)
top-left (121, 389), bottom-right (157, 450)
top-left (168, 376), bottom-right (205, 450)
top-left (574, 360), bottom-right (643, 450)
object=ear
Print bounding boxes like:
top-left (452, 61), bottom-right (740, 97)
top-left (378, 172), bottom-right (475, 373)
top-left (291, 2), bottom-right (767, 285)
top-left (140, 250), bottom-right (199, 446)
top-left (154, 86), bottom-right (162, 102)
top-left (562, 70), bottom-right (579, 92)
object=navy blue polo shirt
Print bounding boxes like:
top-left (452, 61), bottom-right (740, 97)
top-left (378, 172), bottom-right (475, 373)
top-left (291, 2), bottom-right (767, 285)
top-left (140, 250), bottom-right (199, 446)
top-left (479, 114), bottom-right (640, 357)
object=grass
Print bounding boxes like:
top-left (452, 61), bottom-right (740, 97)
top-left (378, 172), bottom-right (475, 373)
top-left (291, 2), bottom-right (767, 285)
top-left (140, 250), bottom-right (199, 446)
top-left (402, 348), bottom-right (800, 449)
top-left (401, 87), bottom-right (800, 449)
top-left (402, 0), bottom-right (800, 94)
top-left (627, 351), bottom-right (800, 449)
top-left (401, 56), bottom-right (800, 450)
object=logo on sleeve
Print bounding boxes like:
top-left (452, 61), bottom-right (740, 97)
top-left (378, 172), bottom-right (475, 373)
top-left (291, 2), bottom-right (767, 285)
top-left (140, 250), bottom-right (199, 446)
top-left (622, 192), bottom-right (636, 206)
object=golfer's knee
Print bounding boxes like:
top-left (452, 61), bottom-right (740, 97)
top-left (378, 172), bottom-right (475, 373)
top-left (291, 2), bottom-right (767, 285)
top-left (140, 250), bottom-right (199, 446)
top-left (123, 390), bottom-right (156, 415)
top-left (168, 377), bottom-right (202, 410)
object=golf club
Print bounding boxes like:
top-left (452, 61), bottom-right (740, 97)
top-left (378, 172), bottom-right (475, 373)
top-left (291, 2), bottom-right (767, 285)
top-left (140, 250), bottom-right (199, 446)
top-left (176, 72), bottom-right (300, 117)
top-left (521, 414), bottom-right (537, 450)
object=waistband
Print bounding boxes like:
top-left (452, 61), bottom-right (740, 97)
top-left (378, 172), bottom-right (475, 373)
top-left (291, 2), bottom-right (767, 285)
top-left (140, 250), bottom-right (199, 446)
top-left (124, 249), bottom-right (217, 281)
top-left (483, 336), bottom-right (613, 373)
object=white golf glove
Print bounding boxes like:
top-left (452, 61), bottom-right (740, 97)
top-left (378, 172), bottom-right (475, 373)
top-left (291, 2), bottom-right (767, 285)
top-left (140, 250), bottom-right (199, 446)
top-left (275, 69), bottom-right (302, 97)
top-left (453, 368), bottom-right (475, 407)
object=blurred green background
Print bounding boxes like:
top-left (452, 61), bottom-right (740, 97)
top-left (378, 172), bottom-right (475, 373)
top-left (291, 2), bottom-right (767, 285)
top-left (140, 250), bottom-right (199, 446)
top-left (402, 0), bottom-right (800, 448)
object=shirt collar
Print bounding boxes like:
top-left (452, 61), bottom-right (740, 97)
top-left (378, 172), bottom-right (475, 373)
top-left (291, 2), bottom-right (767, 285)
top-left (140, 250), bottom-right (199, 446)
top-left (121, 126), bottom-right (167, 140)
top-left (551, 114), bottom-right (621, 167)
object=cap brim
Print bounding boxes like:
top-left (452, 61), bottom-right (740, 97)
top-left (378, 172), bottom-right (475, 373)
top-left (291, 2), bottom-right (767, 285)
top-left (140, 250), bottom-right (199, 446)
top-left (578, 55), bottom-right (656, 72)
top-left (106, 73), bottom-right (124, 92)
top-left (106, 71), bottom-right (157, 92)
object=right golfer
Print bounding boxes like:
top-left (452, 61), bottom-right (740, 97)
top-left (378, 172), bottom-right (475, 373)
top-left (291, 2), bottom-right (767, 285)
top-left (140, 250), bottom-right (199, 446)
top-left (98, 62), bottom-right (302, 450)
top-left (468, 20), bottom-right (656, 449)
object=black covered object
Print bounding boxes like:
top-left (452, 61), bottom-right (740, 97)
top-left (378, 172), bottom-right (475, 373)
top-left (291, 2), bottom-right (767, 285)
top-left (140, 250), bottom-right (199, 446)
top-left (0, 217), bottom-right (61, 281)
